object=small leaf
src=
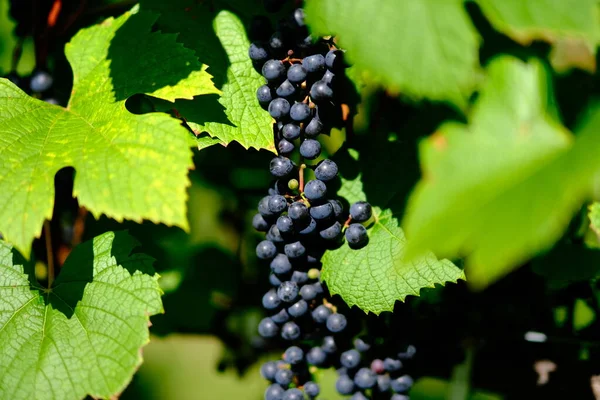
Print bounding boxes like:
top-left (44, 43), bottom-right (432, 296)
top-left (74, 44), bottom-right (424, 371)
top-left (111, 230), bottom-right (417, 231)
top-left (0, 10), bottom-right (219, 256)
top-left (305, 0), bottom-right (482, 108)
top-left (141, 0), bottom-right (276, 152)
top-left (322, 208), bottom-right (464, 315)
top-left (573, 298), bottom-right (595, 331)
top-left (0, 231), bottom-right (162, 400)
top-left (403, 56), bottom-right (600, 288)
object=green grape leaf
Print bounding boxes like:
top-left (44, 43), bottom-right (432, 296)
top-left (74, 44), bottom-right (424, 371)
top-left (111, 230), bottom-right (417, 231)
top-left (0, 231), bottom-right (162, 400)
top-left (475, 0), bottom-right (599, 46)
top-left (403, 56), bottom-right (600, 288)
top-left (589, 202), bottom-right (600, 235)
top-left (476, 0), bottom-right (600, 73)
top-left (141, 0), bottom-right (275, 152)
top-left (0, 9), bottom-right (220, 256)
top-left (304, 0), bottom-right (481, 108)
top-left (322, 208), bottom-right (464, 315)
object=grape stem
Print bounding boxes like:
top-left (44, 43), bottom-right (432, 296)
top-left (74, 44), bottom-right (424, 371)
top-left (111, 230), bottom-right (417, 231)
top-left (44, 220), bottom-right (55, 289)
top-left (299, 163), bottom-right (306, 193)
top-left (343, 215), bottom-right (352, 228)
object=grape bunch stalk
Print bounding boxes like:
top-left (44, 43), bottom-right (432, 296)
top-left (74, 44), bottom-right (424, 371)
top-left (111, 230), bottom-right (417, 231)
top-left (249, 1), bottom-right (416, 399)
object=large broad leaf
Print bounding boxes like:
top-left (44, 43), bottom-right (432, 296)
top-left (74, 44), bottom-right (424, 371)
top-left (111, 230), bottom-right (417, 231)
top-left (0, 9), bottom-right (220, 257)
top-left (475, 0), bottom-right (599, 46)
top-left (403, 56), bottom-right (600, 288)
top-left (141, 0), bottom-right (275, 152)
top-left (304, 0), bottom-right (481, 108)
top-left (0, 231), bottom-right (162, 400)
top-left (476, 0), bottom-right (600, 73)
top-left (322, 151), bottom-right (463, 315)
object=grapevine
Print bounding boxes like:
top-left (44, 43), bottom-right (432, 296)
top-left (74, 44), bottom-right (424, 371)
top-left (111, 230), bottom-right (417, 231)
top-left (0, 0), bottom-right (600, 399)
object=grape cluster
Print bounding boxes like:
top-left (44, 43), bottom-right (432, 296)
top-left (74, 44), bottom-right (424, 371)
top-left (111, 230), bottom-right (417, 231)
top-left (250, 1), bottom-right (415, 399)
top-left (4, 69), bottom-right (58, 104)
top-left (332, 342), bottom-right (416, 400)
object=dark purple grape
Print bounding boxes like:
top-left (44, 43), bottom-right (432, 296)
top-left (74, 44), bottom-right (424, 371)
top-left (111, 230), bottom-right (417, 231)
top-left (350, 201), bottom-right (372, 222)
top-left (272, 308), bottom-right (290, 324)
top-left (304, 180), bottom-right (327, 201)
top-left (315, 159), bottom-right (338, 181)
top-left (390, 375), bottom-right (414, 393)
top-left (302, 54), bottom-right (325, 73)
top-left (287, 64), bottom-right (307, 84)
top-left (354, 368), bottom-right (376, 389)
top-left (336, 374), bottom-right (355, 395)
top-left (262, 59), bottom-right (286, 82)
top-left (307, 346), bottom-right (327, 366)
top-left (377, 374), bottom-right (391, 391)
top-left (269, 98), bottom-right (291, 120)
top-left (300, 284), bottom-right (318, 301)
top-left (262, 289), bottom-right (281, 310)
top-left (277, 281), bottom-right (299, 302)
top-left (276, 79), bottom-right (297, 99)
top-left (258, 317), bottom-right (279, 338)
top-left (252, 213), bottom-right (270, 231)
top-left (299, 139), bottom-right (321, 159)
top-left (284, 346), bottom-right (304, 365)
top-left (291, 270), bottom-right (308, 284)
top-left (310, 202), bottom-right (333, 220)
top-left (265, 383), bottom-right (285, 400)
top-left (278, 138), bottom-right (295, 155)
top-left (257, 85), bottom-right (274, 106)
top-left (320, 221), bottom-right (342, 240)
top-left (288, 202), bottom-right (309, 221)
top-left (312, 305), bottom-right (332, 323)
top-left (326, 313), bottom-right (347, 332)
top-left (290, 102), bottom-right (312, 122)
top-left (354, 338), bottom-right (371, 352)
top-left (282, 123), bottom-right (301, 140)
top-left (261, 361), bottom-right (278, 381)
top-left (345, 223), bottom-right (368, 249)
top-left (270, 156), bottom-right (294, 177)
top-left (268, 195), bottom-right (288, 214)
top-left (275, 368), bottom-right (294, 386)
top-left (303, 381), bottom-right (320, 397)
top-left (281, 321), bottom-right (301, 340)
top-left (283, 388), bottom-right (303, 400)
top-left (304, 117), bottom-right (323, 137)
top-left (288, 299), bottom-right (308, 317)
top-left (257, 240), bottom-right (277, 260)
top-left (310, 80), bottom-right (333, 101)
top-left (340, 349), bottom-right (361, 369)
top-left (249, 42), bottom-right (269, 63)
top-left (270, 273), bottom-right (283, 287)
top-left (384, 358), bottom-right (403, 372)
top-left (284, 241), bottom-right (306, 259)
top-left (293, 8), bottom-right (305, 27)
top-left (322, 336), bottom-right (337, 354)
top-left (277, 215), bottom-right (294, 234)
top-left (271, 253), bottom-right (292, 275)
top-left (325, 49), bottom-right (344, 70)
top-left (267, 225), bottom-right (284, 244)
